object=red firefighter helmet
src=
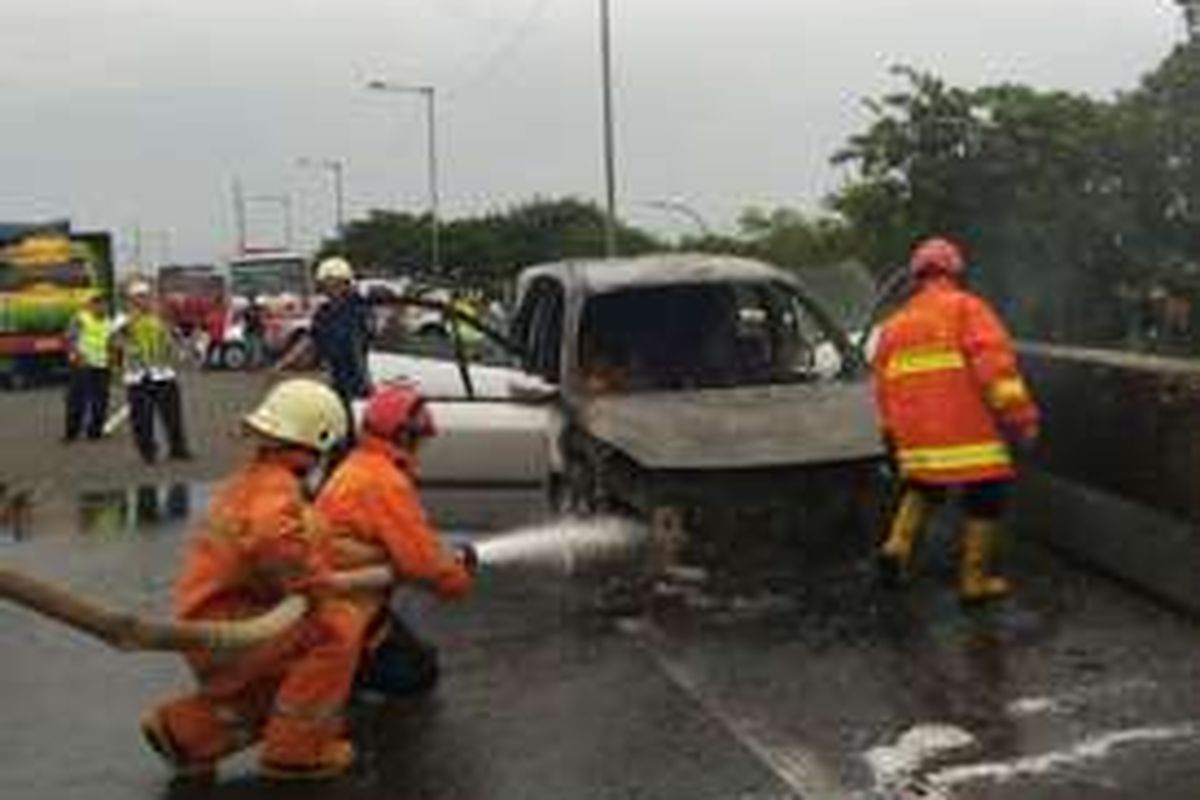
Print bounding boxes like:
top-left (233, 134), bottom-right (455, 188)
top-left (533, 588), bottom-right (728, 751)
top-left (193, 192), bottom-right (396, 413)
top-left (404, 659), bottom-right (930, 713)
top-left (909, 237), bottom-right (966, 280)
top-left (362, 382), bottom-right (436, 443)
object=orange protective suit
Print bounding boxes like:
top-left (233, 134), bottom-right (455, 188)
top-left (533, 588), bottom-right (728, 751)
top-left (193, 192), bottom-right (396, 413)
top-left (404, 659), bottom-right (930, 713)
top-left (145, 452), bottom-right (364, 775)
top-left (872, 278), bottom-right (1039, 485)
top-left (315, 434), bottom-right (471, 670)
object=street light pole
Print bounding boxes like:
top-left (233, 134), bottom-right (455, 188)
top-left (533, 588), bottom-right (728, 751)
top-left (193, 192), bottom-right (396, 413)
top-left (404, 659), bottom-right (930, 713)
top-left (425, 87), bottom-right (441, 275)
top-left (644, 199), bottom-right (712, 239)
top-left (367, 80), bottom-right (441, 274)
top-left (232, 178), bottom-right (248, 254)
top-left (599, 0), bottom-right (618, 258)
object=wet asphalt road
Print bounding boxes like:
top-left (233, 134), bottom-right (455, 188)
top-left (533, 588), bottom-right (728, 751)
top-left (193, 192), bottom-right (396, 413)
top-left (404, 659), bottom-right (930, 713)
top-left (4, 486), bottom-right (1200, 799)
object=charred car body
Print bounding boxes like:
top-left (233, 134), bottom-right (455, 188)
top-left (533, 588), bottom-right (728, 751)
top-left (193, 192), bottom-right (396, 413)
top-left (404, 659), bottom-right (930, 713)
top-left (370, 253), bottom-right (887, 574)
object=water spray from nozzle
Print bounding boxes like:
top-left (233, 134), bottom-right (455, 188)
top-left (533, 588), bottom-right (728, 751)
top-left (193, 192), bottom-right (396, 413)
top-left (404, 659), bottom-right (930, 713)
top-left (467, 515), bottom-right (652, 579)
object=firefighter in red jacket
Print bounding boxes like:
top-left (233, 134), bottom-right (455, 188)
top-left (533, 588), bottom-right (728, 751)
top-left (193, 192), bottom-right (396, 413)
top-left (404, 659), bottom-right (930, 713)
top-left (316, 382), bottom-right (473, 697)
top-left (872, 237), bottom-right (1039, 602)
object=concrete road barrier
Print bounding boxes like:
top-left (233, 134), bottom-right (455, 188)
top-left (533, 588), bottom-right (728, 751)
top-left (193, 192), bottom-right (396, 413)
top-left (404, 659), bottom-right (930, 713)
top-left (1016, 343), bottom-right (1200, 613)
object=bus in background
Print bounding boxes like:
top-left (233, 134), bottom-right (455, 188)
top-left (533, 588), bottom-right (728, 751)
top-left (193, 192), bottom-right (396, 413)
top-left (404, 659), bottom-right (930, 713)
top-left (225, 250), bottom-right (315, 358)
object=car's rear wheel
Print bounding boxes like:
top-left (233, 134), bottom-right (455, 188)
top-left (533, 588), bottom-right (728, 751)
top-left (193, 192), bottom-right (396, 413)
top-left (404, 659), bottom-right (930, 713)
top-left (220, 343), bottom-right (249, 371)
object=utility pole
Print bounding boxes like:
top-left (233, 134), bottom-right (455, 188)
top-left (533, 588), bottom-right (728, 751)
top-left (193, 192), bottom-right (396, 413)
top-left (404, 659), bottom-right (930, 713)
top-left (599, 0), bottom-right (618, 258)
top-left (232, 178), bottom-right (248, 254)
top-left (1181, 1), bottom-right (1200, 41)
top-left (366, 80), bottom-right (442, 274)
top-left (282, 194), bottom-right (294, 251)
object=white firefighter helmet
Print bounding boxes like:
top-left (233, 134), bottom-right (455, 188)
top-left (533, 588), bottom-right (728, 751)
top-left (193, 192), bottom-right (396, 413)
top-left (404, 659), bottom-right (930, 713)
top-left (315, 256), bottom-right (354, 283)
top-left (243, 379), bottom-right (348, 452)
top-left (126, 279), bottom-right (153, 297)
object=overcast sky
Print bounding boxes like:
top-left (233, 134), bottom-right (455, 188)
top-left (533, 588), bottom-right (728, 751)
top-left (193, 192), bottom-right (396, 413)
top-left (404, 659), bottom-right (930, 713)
top-left (0, 0), bottom-right (1185, 265)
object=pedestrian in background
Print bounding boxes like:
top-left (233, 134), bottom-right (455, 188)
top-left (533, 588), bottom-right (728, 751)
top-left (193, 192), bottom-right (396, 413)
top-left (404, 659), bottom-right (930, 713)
top-left (275, 256), bottom-right (373, 417)
top-left (242, 294), bottom-right (267, 369)
top-left (62, 291), bottom-right (113, 442)
top-left (872, 237), bottom-right (1040, 603)
top-left (114, 279), bottom-right (193, 464)
top-left (202, 300), bottom-right (227, 369)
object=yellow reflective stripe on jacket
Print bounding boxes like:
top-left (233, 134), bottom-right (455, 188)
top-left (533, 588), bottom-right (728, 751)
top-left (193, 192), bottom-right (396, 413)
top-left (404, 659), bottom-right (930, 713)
top-left (885, 348), bottom-right (966, 379)
top-left (987, 377), bottom-right (1030, 409)
top-left (898, 442), bottom-right (1011, 473)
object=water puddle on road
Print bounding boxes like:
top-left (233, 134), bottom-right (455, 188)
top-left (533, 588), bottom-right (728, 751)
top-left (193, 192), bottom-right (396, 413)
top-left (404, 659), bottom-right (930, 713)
top-left (0, 482), bottom-right (209, 543)
top-left (77, 484), bottom-right (199, 537)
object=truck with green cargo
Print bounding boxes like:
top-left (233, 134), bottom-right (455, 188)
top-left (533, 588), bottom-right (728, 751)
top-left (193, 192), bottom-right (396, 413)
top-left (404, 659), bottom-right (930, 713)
top-left (0, 225), bottom-right (114, 388)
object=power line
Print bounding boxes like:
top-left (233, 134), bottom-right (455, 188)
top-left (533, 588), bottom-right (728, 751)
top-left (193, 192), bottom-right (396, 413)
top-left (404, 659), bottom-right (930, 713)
top-left (447, 0), bottom-right (558, 98)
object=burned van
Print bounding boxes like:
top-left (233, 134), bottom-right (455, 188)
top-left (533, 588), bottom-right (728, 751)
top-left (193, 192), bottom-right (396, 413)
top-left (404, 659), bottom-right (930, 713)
top-left (369, 253), bottom-right (887, 570)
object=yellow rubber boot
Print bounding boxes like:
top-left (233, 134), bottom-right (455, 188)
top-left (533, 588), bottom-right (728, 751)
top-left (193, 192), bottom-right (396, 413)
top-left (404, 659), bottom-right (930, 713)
top-left (878, 489), bottom-right (928, 582)
top-left (959, 518), bottom-right (1011, 602)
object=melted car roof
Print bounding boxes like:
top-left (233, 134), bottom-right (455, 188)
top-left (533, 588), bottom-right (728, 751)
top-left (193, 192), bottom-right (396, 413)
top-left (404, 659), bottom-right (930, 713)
top-left (518, 253), bottom-right (798, 296)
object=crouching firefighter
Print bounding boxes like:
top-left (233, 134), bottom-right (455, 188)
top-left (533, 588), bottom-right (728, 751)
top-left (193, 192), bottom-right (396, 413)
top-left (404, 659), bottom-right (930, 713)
top-left (872, 237), bottom-right (1040, 602)
top-left (142, 378), bottom-right (364, 781)
top-left (316, 381), bottom-right (474, 698)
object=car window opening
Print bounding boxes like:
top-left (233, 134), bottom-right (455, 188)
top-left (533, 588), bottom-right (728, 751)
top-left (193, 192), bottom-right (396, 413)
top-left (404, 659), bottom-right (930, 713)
top-left (578, 282), bottom-right (841, 393)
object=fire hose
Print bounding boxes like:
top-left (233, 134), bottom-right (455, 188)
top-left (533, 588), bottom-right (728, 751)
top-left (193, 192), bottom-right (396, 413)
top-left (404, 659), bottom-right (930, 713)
top-left (0, 516), bottom-right (650, 654)
top-left (0, 563), bottom-right (395, 653)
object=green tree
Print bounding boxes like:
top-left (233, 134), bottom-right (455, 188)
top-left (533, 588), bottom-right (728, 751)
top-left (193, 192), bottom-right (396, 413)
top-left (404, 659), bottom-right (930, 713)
top-left (677, 205), bottom-right (858, 272)
top-left (321, 197), bottom-right (661, 290)
top-left (830, 65), bottom-right (1132, 341)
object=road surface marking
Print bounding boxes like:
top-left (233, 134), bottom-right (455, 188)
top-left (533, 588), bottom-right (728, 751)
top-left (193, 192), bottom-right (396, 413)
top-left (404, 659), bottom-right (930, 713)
top-left (864, 722), bottom-right (976, 795)
top-left (626, 620), bottom-right (845, 800)
top-left (1006, 678), bottom-right (1158, 718)
top-left (929, 723), bottom-right (1200, 788)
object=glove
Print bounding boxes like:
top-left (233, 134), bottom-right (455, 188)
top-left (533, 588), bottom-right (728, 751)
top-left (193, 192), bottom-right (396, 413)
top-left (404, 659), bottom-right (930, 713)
top-left (1008, 418), bottom-right (1039, 459)
top-left (456, 543), bottom-right (479, 576)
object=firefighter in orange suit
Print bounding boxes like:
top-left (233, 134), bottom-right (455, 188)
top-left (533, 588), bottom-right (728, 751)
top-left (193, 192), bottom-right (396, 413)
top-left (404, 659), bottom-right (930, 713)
top-left (316, 382), bottom-right (473, 696)
top-left (872, 237), bottom-right (1040, 602)
top-left (141, 378), bottom-right (361, 781)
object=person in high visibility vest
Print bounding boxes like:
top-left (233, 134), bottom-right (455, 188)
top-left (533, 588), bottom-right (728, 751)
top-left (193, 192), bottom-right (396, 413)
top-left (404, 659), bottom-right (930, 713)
top-left (113, 279), bottom-right (193, 464)
top-left (450, 294), bottom-right (485, 356)
top-left (63, 292), bottom-right (113, 441)
top-left (872, 237), bottom-right (1040, 602)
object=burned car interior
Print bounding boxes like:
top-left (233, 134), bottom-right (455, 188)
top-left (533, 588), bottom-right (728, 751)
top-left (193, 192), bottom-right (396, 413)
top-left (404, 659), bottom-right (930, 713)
top-left (576, 281), bottom-right (845, 393)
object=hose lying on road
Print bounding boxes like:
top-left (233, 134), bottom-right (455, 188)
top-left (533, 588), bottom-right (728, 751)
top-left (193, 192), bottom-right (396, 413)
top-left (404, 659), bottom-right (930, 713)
top-left (0, 515), bottom-right (652, 653)
top-left (0, 565), bottom-right (313, 652)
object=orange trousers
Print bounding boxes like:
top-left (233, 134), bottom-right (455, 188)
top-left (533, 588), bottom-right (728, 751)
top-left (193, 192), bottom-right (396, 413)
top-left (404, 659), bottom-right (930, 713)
top-left (148, 599), bottom-right (372, 769)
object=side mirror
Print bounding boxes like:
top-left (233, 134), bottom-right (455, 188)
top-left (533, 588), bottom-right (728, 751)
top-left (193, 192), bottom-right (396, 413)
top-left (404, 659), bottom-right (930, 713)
top-left (508, 373), bottom-right (559, 403)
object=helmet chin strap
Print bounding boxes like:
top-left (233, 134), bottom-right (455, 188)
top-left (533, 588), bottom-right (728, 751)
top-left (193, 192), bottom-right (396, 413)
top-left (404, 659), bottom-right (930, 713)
top-left (388, 433), bottom-right (423, 471)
